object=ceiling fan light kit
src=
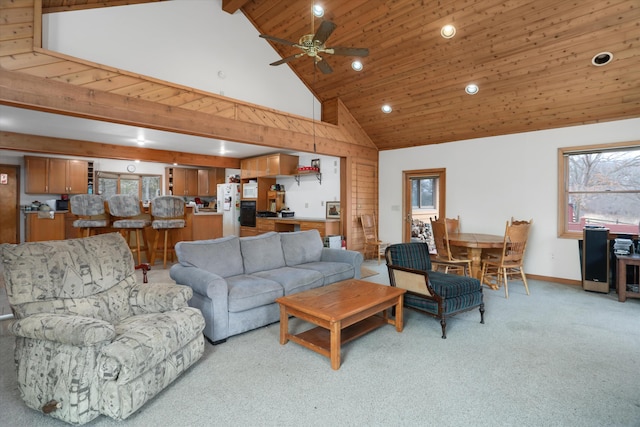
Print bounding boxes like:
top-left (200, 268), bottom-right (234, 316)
top-left (260, 19), bottom-right (369, 74)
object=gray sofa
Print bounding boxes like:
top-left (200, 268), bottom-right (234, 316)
top-left (170, 229), bottom-right (363, 344)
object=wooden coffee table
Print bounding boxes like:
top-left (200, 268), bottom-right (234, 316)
top-left (276, 279), bottom-right (405, 370)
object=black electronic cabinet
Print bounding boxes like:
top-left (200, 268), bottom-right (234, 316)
top-left (582, 227), bottom-right (610, 293)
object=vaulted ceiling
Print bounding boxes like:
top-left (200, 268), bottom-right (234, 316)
top-left (35, 0), bottom-right (640, 151)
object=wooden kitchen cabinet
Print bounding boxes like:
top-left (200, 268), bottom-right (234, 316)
top-left (240, 153), bottom-right (299, 179)
top-left (240, 226), bottom-right (259, 237)
top-left (25, 212), bottom-right (66, 242)
top-left (265, 154), bottom-right (298, 176)
top-left (24, 156), bottom-right (48, 193)
top-left (25, 156), bottom-right (89, 194)
top-left (197, 168), bottom-right (224, 196)
top-left (240, 158), bottom-right (259, 179)
top-left (256, 217), bottom-right (276, 234)
top-left (48, 158), bottom-right (88, 194)
top-left (167, 167), bottom-right (198, 196)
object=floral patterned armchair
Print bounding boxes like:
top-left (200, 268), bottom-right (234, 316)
top-left (1, 232), bottom-right (205, 425)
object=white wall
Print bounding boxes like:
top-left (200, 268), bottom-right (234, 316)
top-left (277, 154), bottom-right (340, 218)
top-left (379, 118), bottom-right (640, 281)
top-left (43, 0), bottom-right (321, 119)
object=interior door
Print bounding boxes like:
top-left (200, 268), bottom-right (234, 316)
top-left (0, 164), bottom-right (20, 243)
top-left (402, 169), bottom-right (446, 245)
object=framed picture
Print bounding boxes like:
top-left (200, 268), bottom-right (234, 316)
top-left (326, 201), bottom-right (340, 219)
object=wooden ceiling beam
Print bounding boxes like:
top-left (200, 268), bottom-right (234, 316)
top-left (0, 131), bottom-right (241, 168)
top-left (221, 0), bottom-right (251, 15)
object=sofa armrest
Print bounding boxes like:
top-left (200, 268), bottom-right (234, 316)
top-left (129, 283), bottom-right (193, 314)
top-left (320, 248), bottom-right (364, 279)
top-left (170, 264), bottom-right (229, 299)
top-left (9, 313), bottom-right (115, 346)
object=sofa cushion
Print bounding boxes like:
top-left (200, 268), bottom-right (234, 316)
top-left (280, 230), bottom-right (323, 266)
top-left (175, 236), bottom-right (244, 278)
top-left (226, 275), bottom-right (283, 313)
top-left (293, 262), bottom-right (355, 285)
top-left (240, 232), bottom-right (286, 274)
top-left (252, 267), bottom-right (324, 295)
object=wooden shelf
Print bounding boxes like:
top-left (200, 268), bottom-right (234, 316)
top-left (294, 169), bottom-right (322, 185)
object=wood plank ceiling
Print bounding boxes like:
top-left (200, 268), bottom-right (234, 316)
top-left (41, 0), bottom-right (640, 151)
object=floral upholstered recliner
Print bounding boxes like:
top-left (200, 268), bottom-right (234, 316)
top-left (1, 232), bottom-right (205, 425)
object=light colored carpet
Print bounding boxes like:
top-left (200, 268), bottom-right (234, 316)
top-left (1, 261), bottom-right (640, 426)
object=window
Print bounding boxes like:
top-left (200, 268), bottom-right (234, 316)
top-left (412, 178), bottom-right (436, 209)
top-left (96, 171), bottom-right (161, 203)
top-left (558, 142), bottom-right (640, 238)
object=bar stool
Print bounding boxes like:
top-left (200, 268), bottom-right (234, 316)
top-left (70, 194), bottom-right (109, 238)
top-left (107, 194), bottom-right (151, 265)
top-left (150, 195), bottom-right (185, 269)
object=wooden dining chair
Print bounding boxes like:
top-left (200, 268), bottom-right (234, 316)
top-left (511, 217), bottom-right (533, 225)
top-left (480, 220), bottom-right (533, 298)
top-left (360, 213), bottom-right (389, 265)
top-left (429, 218), bottom-right (472, 276)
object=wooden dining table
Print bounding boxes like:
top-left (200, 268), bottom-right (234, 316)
top-left (447, 232), bottom-right (504, 284)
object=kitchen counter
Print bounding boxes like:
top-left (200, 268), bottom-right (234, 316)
top-left (254, 217), bottom-right (340, 239)
top-left (192, 209), bottom-right (222, 216)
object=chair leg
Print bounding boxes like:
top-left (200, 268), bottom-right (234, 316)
top-left (502, 267), bottom-right (509, 298)
top-left (150, 230), bottom-right (160, 266)
top-left (520, 268), bottom-right (530, 295)
top-left (141, 228), bottom-right (151, 264)
top-left (163, 229), bottom-right (169, 269)
top-left (479, 303), bottom-right (485, 324)
top-left (440, 316), bottom-right (447, 339)
top-left (133, 229), bottom-right (143, 265)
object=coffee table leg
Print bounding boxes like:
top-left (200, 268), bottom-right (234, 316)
top-left (395, 295), bottom-right (404, 332)
top-left (279, 305), bottom-right (289, 344)
top-left (330, 321), bottom-right (341, 370)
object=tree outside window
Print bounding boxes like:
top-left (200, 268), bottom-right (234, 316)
top-left (96, 171), bottom-right (161, 202)
top-left (559, 143), bottom-right (640, 237)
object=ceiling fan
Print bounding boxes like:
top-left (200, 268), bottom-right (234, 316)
top-left (259, 20), bottom-right (369, 74)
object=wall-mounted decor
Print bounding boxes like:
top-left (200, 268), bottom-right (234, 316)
top-left (326, 201), bottom-right (340, 219)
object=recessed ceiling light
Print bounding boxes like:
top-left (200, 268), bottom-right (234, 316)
top-left (591, 52), bottom-right (613, 66)
top-left (381, 104), bottom-right (392, 113)
top-left (465, 84), bottom-right (479, 95)
top-left (441, 24), bottom-right (456, 39)
top-left (312, 4), bottom-right (324, 17)
top-left (351, 60), bottom-right (363, 71)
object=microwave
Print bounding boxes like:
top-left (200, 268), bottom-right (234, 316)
top-left (242, 183), bottom-right (258, 199)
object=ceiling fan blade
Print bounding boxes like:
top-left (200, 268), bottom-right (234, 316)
top-left (313, 20), bottom-right (337, 44)
top-left (327, 46), bottom-right (370, 57)
top-left (270, 53), bottom-right (304, 66)
top-left (259, 34), bottom-right (297, 47)
top-left (315, 57), bottom-right (333, 74)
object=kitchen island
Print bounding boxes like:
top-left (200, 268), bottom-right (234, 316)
top-left (23, 205), bottom-right (223, 243)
